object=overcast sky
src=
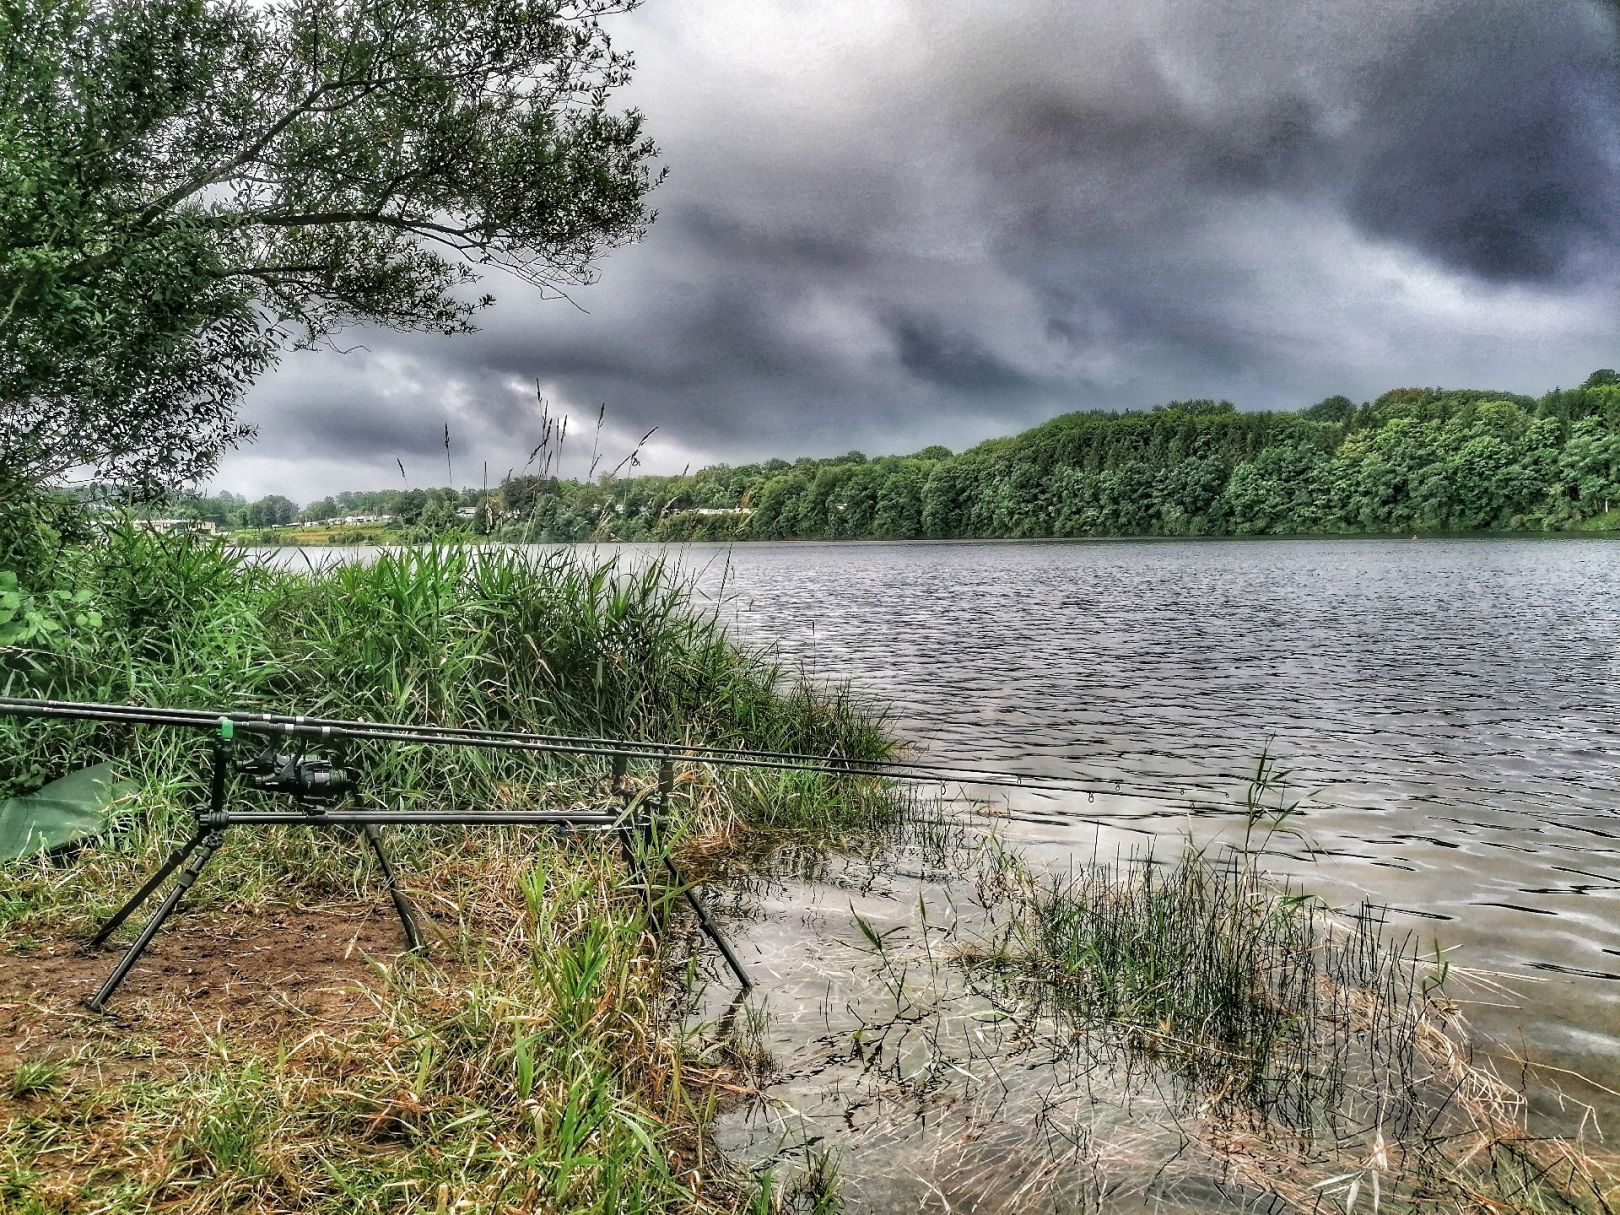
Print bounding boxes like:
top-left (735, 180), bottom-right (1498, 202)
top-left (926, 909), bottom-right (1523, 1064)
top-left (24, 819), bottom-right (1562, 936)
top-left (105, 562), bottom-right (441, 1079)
top-left (215, 0), bottom-right (1620, 502)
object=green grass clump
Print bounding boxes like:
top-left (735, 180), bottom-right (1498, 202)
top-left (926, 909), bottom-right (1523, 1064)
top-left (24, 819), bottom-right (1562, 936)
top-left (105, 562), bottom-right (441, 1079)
top-left (1, 529), bottom-right (897, 841)
top-left (7, 1058), bottom-right (65, 1100)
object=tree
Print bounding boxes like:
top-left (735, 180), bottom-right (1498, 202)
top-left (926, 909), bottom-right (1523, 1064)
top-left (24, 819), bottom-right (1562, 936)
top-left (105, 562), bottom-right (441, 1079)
top-left (1560, 416), bottom-right (1620, 516)
top-left (1302, 395), bottom-right (1356, 424)
top-left (1156, 399), bottom-right (1237, 416)
top-left (246, 494), bottom-right (297, 526)
top-left (418, 494), bottom-right (459, 532)
top-left (394, 488), bottom-right (430, 525)
top-left (0, 0), bottom-right (660, 500)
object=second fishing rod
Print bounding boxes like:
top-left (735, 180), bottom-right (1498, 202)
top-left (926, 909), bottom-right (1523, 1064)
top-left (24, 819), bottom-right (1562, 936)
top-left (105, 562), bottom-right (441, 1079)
top-left (0, 695), bottom-right (1239, 803)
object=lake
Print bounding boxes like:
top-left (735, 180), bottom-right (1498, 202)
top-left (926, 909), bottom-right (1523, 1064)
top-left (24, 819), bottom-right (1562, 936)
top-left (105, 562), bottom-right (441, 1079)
top-left (635, 539), bottom-right (1620, 1096)
top-left (274, 535), bottom-right (1620, 1202)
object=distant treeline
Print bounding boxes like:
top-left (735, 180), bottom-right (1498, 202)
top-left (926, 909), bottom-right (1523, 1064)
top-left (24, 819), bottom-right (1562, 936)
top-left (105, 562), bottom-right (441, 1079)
top-left (174, 486), bottom-right (482, 531)
top-left (195, 371), bottom-right (1620, 542)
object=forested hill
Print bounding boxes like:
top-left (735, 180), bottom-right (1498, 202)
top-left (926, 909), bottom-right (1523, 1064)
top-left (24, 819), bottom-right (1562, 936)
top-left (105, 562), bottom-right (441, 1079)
top-left (625, 372), bottom-right (1620, 542)
top-left (201, 370), bottom-right (1620, 542)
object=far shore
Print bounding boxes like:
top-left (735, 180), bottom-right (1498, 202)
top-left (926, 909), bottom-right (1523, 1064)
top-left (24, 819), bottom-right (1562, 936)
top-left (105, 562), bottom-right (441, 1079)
top-left (222, 525), bottom-right (1620, 548)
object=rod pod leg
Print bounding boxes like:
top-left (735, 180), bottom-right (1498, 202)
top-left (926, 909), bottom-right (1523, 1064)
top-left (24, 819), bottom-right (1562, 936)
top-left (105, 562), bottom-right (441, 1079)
top-left (359, 824), bottom-right (425, 951)
top-left (608, 755), bottom-right (653, 910)
top-left (663, 855), bottom-right (752, 993)
top-left (645, 757), bottom-right (750, 991)
top-left (85, 828), bottom-right (226, 1012)
top-left (88, 830), bottom-right (208, 949)
top-left (615, 827), bottom-right (652, 908)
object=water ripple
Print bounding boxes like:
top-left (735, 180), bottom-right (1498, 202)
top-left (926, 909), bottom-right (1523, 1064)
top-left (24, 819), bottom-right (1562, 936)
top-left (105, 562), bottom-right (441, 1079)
top-left (668, 537), bottom-right (1620, 1088)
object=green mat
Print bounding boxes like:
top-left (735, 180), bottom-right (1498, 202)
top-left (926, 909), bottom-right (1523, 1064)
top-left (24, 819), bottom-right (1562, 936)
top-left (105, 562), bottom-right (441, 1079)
top-left (0, 763), bottom-right (126, 861)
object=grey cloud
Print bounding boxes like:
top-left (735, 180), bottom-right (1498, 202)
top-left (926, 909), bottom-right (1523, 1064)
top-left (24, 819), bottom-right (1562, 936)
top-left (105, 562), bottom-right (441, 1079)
top-left (218, 0), bottom-right (1620, 500)
top-left (971, 1), bottom-right (1620, 282)
top-left (1341, 2), bottom-right (1620, 282)
top-left (886, 313), bottom-right (1043, 394)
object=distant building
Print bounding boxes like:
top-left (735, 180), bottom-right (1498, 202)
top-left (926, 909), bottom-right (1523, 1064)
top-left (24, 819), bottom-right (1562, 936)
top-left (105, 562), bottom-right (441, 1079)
top-left (138, 518), bottom-right (217, 535)
top-left (335, 513), bottom-right (397, 525)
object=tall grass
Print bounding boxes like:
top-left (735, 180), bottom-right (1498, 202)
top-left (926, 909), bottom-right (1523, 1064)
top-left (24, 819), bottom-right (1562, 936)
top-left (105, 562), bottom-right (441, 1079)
top-left (1, 531), bottom-right (898, 844)
top-left (976, 832), bottom-right (1620, 1212)
top-left (0, 532), bottom-right (902, 1213)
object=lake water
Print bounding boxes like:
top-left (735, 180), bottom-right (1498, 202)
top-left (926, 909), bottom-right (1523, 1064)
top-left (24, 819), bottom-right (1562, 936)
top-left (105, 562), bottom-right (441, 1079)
top-left (656, 540), bottom-right (1620, 1093)
top-left (274, 536), bottom-right (1620, 1202)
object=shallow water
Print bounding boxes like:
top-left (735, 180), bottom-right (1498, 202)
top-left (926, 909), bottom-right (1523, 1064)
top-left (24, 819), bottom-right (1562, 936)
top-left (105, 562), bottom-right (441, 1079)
top-left (698, 842), bottom-right (1268, 1214)
top-left (662, 536), bottom-right (1620, 1205)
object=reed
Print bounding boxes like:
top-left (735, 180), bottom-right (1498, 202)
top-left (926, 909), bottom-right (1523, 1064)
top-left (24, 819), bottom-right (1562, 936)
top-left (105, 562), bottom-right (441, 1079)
top-left (974, 825), bottom-right (1620, 1213)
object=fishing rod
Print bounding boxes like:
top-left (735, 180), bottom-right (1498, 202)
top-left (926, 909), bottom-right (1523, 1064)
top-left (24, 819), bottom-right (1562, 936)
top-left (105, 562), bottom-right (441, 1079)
top-left (0, 695), bottom-right (1267, 1010)
top-left (2, 700), bottom-right (1257, 819)
top-left (0, 697), bottom-right (757, 1008)
top-left (0, 695), bottom-right (1245, 803)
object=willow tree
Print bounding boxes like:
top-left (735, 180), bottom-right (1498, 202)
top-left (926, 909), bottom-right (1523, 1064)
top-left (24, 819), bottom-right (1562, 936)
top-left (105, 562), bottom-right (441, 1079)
top-left (0, 0), bottom-right (659, 498)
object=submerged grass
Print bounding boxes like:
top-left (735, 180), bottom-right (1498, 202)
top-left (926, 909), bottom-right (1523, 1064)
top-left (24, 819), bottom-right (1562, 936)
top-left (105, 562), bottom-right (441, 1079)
top-left (0, 533), bottom-right (904, 1212)
top-left (970, 792), bottom-right (1620, 1213)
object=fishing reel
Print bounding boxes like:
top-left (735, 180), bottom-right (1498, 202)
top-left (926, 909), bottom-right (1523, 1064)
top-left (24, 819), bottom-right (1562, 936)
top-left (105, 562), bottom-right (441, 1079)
top-left (237, 736), bottom-right (354, 808)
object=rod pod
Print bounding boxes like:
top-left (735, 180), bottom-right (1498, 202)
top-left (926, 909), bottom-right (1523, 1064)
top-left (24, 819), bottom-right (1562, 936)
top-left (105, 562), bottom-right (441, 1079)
top-left (72, 714), bottom-right (751, 1006)
top-left (84, 720), bottom-right (428, 1009)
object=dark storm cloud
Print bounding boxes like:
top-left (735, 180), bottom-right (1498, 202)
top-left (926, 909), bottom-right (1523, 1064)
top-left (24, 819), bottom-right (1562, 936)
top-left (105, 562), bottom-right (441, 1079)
top-left (275, 399), bottom-right (450, 463)
top-left (219, 0), bottom-right (1620, 500)
top-left (886, 313), bottom-right (1043, 394)
top-left (971, 1), bottom-right (1620, 282)
top-left (1341, 3), bottom-right (1620, 281)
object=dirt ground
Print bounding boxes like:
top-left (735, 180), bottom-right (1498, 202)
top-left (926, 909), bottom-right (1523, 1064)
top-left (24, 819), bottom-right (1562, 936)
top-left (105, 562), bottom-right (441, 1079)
top-left (1, 904), bottom-right (415, 1086)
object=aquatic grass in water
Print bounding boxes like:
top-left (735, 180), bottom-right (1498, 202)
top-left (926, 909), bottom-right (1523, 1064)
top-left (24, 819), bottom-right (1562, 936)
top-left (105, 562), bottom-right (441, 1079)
top-left (974, 833), bottom-right (1620, 1212)
top-left (714, 810), bottom-right (1617, 1213)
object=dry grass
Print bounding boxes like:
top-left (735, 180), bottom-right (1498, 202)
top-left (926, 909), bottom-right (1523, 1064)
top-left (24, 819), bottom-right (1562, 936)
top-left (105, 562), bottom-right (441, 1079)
top-left (1, 826), bottom-right (772, 1214)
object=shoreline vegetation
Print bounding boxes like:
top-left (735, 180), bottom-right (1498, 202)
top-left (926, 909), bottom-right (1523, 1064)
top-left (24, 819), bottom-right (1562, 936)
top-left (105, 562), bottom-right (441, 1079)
top-left (124, 372), bottom-right (1620, 548)
top-left (236, 526), bottom-right (1620, 549)
top-left (2, 536), bottom-right (1615, 1211)
top-left (0, 536), bottom-right (899, 1213)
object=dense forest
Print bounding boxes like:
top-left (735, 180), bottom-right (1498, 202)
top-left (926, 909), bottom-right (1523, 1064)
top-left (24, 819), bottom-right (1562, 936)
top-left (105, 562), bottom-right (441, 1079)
top-left (194, 371), bottom-right (1620, 543)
